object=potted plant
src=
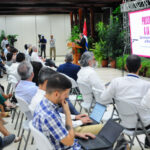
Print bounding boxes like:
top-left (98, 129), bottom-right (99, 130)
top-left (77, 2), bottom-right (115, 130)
top-left (95, 22), bottom-right (108, 67)
top-left (106, 16), bottom-right (124, 68)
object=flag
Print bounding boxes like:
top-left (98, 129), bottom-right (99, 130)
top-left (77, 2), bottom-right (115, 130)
top-left (83, 19), bottom-right (88, 51)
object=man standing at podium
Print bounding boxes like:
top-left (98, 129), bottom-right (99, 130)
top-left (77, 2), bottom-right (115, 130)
top-left (76, 33), bottom-right (86, 56)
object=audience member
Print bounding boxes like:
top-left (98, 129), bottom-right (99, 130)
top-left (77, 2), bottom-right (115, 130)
top-left (6, 53), bottom-right (13, 66)
top-left (100, 55), bottom-right (150, 148)
top-left (27, 44), bottom-right (32, 56)
top-left (57, 53), bottom-right (80, 81)
top-left (32, 74), bottom-right (95, 150)
top-left (31, 61), bottom-right (43, 86)
top-left (23, 44), bottom-right (30, 62)
top-left (4, 44), bottom-right (10, 59)
top-left (15, 61), bottom-right (38, 104)
top-left (6, 53), bottom-right (25, 85)
top-left (77, 51), bottom-right (105, 93)
top-left (31, 46), bottom-right (44, 65)
top-left (10, 47), bottom-right (18, 62)
top-left (0, 135), bottom-right (15, 149)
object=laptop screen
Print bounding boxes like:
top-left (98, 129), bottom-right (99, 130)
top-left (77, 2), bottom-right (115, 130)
top-left (90, 103), bottom-right (106, 123)
top-left (99, 119), bottom-right (124, 144)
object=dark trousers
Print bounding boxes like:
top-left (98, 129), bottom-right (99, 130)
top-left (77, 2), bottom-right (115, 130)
top-left (41, 47), bottom-right (46, 58)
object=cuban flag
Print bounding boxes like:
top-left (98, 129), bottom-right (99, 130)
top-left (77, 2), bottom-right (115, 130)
top-left (83, 19), bottom-right (88, 51)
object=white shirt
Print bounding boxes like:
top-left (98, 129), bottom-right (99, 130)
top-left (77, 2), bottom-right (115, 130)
top-left (100, 73), bottom-right (150, 128)
top-left (50, 39), bottom-right (55, 48)
top-left (1, 39), bottom-right (8, 49)
top-left (29, 88), bottom-right (82, 128)
top-left (6, 62), bottom-right (20, 84)
top-left (141, 88), bottom-right (150, 108)
top-left (15, 80), bottom-right (38, 104)
top-left (77, 66), bottom-right (105, 92)
top-left (23, 50), bottom-right (30, 62)
top-left (31, 52), bottom-right (44, 66)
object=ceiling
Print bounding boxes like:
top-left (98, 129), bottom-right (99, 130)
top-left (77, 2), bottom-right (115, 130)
top-left (0, 0), bottom-right (122, 15)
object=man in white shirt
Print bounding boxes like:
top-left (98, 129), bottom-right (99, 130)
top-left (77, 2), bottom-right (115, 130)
top-left (15, 61), bottom-right (38, 104)
top-left (141, 89), bottom-right (150, 108)
top-left (29, 67), bottom-right (103, 134)
top-left (50, 35), bottom-right (56, 60)
top-left (31, 46), bottom-right (45, 66)
top-left (100, 55), bottom-right (150, 148)
top-left (77, 52), bottom-right (105, 107)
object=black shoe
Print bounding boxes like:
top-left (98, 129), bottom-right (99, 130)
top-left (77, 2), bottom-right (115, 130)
top-left (0, 76), bottom-right (3, 78)
top-left (2, 134), bottom-right (15, 148)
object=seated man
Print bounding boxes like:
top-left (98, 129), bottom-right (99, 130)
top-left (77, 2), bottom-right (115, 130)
top-left (100, 55), bottom-right (150, 148)
top-left (31, 46), bottom-right (45, 66)
top-left (30, 67), bottom-right (103, 134)
top-left (77, 51), bottom-right (104, 91)
top-left (15, 61), bottom-right (38, 104)
top-left (57, 53), bottom-right (81, 81)
top-left (32, 74), bottom-right (96, 150)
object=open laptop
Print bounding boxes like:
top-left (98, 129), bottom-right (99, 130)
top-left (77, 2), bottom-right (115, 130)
top-left (78, 119), bottom-right (124, 150)
top-left (89, 102), bottom-right (106, 124)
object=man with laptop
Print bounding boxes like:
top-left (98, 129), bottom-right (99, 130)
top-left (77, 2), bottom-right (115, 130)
top-left (100, 55), bottom-right (150, 148)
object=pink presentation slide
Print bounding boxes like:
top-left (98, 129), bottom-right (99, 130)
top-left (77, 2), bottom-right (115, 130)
top-left (129, 9), bottom-right (150, 57)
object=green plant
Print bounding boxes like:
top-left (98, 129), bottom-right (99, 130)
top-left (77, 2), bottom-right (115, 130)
top-left (68, 25), bottom-right (80, 43)
top-left (7, 35), bottom-right (18, 46)
top-left (106, 16), bottom-right (124, 60)
top-left (88, 36), bottom-right (95, 49)
top-left (146, 68), bottom-right (150, 77)
top-left (94, 22), bottom-right (108, 61)
top-left (116, 54), bottom-right (129, 70)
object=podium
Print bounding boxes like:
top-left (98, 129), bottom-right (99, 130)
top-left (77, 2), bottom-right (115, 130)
top-left (67, 42), bottom-right (81, 65)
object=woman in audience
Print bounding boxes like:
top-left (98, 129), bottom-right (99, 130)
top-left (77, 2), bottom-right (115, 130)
top-left (31, 61), bottom-right (43, 86)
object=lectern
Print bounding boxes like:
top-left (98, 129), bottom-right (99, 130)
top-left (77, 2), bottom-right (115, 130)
top-left (67, 42), bottom-right (81, 65)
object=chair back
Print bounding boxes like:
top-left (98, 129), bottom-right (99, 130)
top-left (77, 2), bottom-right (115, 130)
top-left (92, 87), bottom-right (103, 102)
top-left (77, 81), bottom-right (93, 103)
top-left (16, 96), bottom-right (33, 121)
top-left (115, 100), bottom-right (138, 128)
top-left (29, 121), bottom-right (55, 150)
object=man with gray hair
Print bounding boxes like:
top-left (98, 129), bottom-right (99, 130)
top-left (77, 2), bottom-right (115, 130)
top-left (77, 51), bottom-right (104, 91)
top-left (57, 53), bottom-right (80, 81)
top-left (15, 61), bottom-right (38, 104)
top-left (31, 46), bottom-right (45, 66)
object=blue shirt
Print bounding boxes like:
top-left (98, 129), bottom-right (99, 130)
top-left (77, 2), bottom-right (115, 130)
top-left (57, 62), bottom-right (81, 81)
top-left (15, 80), bottom-right (38, 104)
top-left (32, 98), bottom-right (81, 150)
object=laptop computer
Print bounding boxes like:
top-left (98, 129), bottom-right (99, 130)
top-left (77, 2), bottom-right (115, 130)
top-left (78, 119), bottom-right (124, 150)
top-left (89, 102), bottom-right (106, 124)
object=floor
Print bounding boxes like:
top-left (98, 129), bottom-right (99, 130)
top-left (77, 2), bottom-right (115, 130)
top-left (1, 57), bottom-right (150, 150)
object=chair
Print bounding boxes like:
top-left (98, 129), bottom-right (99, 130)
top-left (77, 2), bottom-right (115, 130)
top-left (92, 88), bottom-right (119, 122)
top-left (29, 121), bottom-right (55, 150)
top-left (115, 100), bottom-right (150, 150)
top-left (15, 96), bottom-right (33, 150)
top-left (77, 81), bottom-right (96, 114)
top-left (61, 74), bottom-right (81, 106)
